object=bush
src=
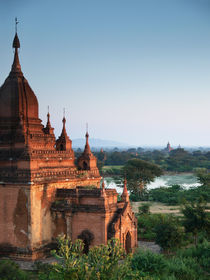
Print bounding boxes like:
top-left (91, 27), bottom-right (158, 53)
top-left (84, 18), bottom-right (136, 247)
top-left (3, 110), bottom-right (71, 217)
top-left (0, 260), bottom-right (29, 280)
top-left (137, 213), bottom-right (180, 242)
top-left (131, 249), bottom-right (167, 277)
top-left (154, 215), bottom-right (183, 252)
top-left (138, 203), bottom-right (150, 215)
top-left (176, 241), bottom-right (210, 273)
top-left (166, 257), bottom-right (204, 280)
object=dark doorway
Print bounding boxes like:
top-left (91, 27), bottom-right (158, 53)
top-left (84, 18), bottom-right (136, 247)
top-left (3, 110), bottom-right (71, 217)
top-left (125, 231), bottom-right (131, 254)
top-left (83, 161), bottom-right (88, 170)
top-left (78, 230), bottom-right (94, 254)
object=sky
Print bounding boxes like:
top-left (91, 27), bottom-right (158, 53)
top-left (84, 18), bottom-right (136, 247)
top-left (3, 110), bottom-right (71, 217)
top-left (0, 0), bottom-right (210, 147)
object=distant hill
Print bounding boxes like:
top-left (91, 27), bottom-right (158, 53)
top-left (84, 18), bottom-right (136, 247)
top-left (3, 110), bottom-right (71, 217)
top-left (72, 138), bottom-right (130, 149)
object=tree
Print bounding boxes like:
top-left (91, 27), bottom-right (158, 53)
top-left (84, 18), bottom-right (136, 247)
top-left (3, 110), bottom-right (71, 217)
top-left (123, 159), bottom-right (163, 198)
top-left (154, 215), bottom-right (183, 253)
top-left (181, 199), bottom-right (210, 245)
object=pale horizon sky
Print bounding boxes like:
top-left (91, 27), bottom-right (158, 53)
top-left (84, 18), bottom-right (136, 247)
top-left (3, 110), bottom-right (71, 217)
top-left (0, 0), bottom-right (210, 147)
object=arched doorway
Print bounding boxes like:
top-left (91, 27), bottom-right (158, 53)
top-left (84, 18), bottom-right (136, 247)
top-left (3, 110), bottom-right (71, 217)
top-left (78, 230), bottom-right (94, 254)
top-left (83, 161), bottom-right (88, 170)
top-left (125, 231), bottom-right (131, 254)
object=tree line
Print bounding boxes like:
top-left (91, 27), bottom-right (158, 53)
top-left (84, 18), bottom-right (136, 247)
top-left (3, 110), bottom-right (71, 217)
top-left (89, 148), bottom-right (210, 173)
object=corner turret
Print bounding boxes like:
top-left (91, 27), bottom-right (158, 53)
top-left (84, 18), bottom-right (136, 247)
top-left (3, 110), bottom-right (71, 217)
top-left (56, 113), bottom-right (73, 151)
top-left (77, 129), bottom-right (98, 170)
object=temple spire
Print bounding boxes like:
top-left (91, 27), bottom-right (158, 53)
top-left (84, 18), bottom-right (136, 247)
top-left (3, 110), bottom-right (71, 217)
top-left (101, 178), bottom-right (106, 197)
top-left (11, 18), bottom-right (22, 74)
top-left (46, 106), bottom-right (51, 129)
top-left (43, 106), bottom-right (55, 136)
top-left (61, 108), bottom-right (67, 135)
top-left (121, 178), bottom-right (129, 202)
top-left (56, 109), bottom-right (72, 151)
top-left (84, 123), bottom-right (91, 154)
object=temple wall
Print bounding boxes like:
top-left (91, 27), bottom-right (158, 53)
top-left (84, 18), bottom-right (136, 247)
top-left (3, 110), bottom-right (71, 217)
top-left (30, 177), bottom-right (101, 248)
top-left (0, 184), bottom-right (30, 249)
top-left (71, 212), bottom-right (105, 246)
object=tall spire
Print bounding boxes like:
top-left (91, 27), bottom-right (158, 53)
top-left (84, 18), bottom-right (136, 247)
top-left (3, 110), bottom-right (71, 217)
top-left (47, 106), bottom-right (51, 126)
top-left (44, 106), bottom-right (54, 135)
top-left (56, 109), bottom-right (72, 151)
top-left (84, 123), bottom-right (91, 154)
top-left (11, 18), bottom-right (22, 74)
top-left (121, 178), bottom-right (129, 202)
top-left (61, 108), bottom-right (67, 136)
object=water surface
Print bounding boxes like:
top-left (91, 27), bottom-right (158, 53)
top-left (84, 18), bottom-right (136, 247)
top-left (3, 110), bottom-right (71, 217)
top-left (104, 173), bottom-right (201, 194)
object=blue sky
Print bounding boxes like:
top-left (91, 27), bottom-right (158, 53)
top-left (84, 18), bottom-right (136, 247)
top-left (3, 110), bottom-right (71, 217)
top-left (0, 0), bottom-right (210, 147)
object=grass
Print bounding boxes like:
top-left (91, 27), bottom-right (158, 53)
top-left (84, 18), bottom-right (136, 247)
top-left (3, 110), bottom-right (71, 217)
top-left (102, 165), bottom-right (123, 170)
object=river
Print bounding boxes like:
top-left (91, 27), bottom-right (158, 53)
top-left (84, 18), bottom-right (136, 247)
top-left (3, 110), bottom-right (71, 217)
top-left (104, 173), bottom-right (201, 194)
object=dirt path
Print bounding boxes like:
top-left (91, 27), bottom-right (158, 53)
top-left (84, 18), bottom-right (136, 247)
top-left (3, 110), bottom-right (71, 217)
top-left (138, 241), bottom-right (161, 254)
top-left (131, 201), bottom-right (181, 215)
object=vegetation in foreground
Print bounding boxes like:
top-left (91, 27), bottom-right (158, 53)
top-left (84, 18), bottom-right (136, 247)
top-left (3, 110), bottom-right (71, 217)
top-left (0, 235), bottom-right (209, 280)
top-left (0, 200), bottom-right (209, 279)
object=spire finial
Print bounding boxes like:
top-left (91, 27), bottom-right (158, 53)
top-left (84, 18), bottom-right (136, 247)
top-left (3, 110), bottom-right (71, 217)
top-left (15, 17), bottom-right (19, 34)
top-left (62, 108), bottom-right (66, 125)
top-left (121, 176), bottom-right (129, 202)
top-left (47, 106), bottom-right (50, 122)
top-left (86, 122), bottom-right (89, 138)
top-left (11, 18), bottom-right (21, 74)
top-left (61, 108), bottom-right (67, 134)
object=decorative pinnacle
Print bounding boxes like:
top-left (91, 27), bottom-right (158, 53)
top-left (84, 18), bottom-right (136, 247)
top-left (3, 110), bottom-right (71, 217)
top-left (121, 177), bottom-right (129, 201)
top-left (15, 17), bottom-right (19, 33)
top-left (86, 122), bottom-right (89, 137)
top-left (83, 123), bottom-right (92, 155)
top-left (62, 108), bottom-right (66, 125)
top-left (13, 18), bottom-right (20, 49)
top-left (47, 106), bottom-right (50, 124)
top-left (11, 18), bottom-right (22, 74)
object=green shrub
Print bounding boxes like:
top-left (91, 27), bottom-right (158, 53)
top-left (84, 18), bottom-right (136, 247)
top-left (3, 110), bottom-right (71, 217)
top-left (131, 249), bottom-right (167, 277)
top-left (137, 213), bottom-right (180, 241)
top-left (176, 241), bottom-right (210, 273)
top-left (154, 215), bottom-right (183, 252)
top-left (0, 260), bottom-right (29, 280)
top-left (166, 257), bottom-right (203, 280)
top-left (138, 203), bottom-right (150, 215)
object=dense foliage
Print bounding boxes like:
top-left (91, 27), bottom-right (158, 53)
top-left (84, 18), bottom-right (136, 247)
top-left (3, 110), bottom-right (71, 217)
top-left (0, 235), bottom-right (209, 280)
top-left (148, 184), bottom-right (210, 205)
top-left (0, 259), bottom-right (33, 280)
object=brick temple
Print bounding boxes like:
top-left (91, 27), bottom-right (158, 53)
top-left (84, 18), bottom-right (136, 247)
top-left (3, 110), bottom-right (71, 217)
top-left (0, 31), bottom-right (137, 259)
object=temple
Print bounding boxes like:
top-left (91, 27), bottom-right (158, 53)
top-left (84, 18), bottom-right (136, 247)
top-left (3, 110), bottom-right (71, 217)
top-left (164, 142), bottom-right (173, 153)
top-left (0, 30), bottom-right (137, 259)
